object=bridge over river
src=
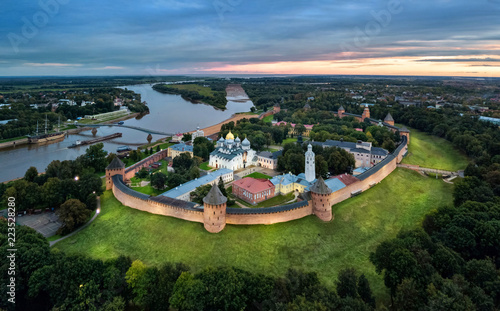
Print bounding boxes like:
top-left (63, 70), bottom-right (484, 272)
top-left (76, 123), bottom-right (174, 136)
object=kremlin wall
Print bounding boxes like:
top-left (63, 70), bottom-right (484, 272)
top-left (106, 106), bottom-right (409, 233)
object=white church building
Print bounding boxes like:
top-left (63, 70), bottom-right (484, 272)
top-left (209, 131), bottom-right (258, 170)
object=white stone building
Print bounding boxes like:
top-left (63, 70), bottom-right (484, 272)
top-left (209, 131), bottom-right (258, 170)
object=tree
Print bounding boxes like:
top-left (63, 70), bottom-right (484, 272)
top-left (167, 173), bottom-right (186, 189)
top-left (78, 143), bottom-right (108, 173)
top-left (173, 152), bottom-right (194, 173)
top-left (56, 199), bottom-right (91, 235)
top-left (357, 274), bottom-right (375, 308)
top-left (453, 177), bottom-right (495, 206)
top-left (137, 167), bottom-right (149, 179)
top-left (170, 272), bottom-right (206, 311)
top-left (150, 172), bottom-right (167, 189)
top-left (336, 268), bottom-right (358, 299)
top-left (125, 260), bottom-right (148, 290)
top-left (251, 133), bottom-right (267, 151)
top-left (182, 133), bottom-right (192, 142)
top-left (295, 124), bottom-right (306, 136)
top-left (191, 184), bottom-right (212, 204)
top-left (24, 166), bottom-right (38, 182)
top-left (78, 173), bottom-right (103, 201)
top-left (41, 177), bottom-right (65, 209)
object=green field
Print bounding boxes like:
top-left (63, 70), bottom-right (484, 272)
top-left (200, 162), bottom-right (212, 171)
top-left (54, 169), bottom-right (452, 299)
top-left (245, 172), bottom-right (272, 179)
top-left (262, 115), bottom-right (274, 123)
top-left (401, 126), bottom-right (468, 171)
top-left (282, 137), bottom-right (298, 144)
top-left (166, 84), bottom-right (214, 97)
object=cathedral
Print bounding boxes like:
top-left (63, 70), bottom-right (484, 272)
top-left (209, 131), bottom-right (258, 170)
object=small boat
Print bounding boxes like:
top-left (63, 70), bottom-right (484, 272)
top-left (68, 140), bottom-right (82, 148)
top-left (117, 145), bottom-right (132, 153)
top-left (117, 121), bottom-right (125, 125)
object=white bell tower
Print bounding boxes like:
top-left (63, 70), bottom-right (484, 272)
top-left (305, 144), bottom-right (315, 182)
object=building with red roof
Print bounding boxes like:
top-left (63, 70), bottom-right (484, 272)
top-left (232, 177), bottom-right (275, 205)
top-left (330, 174), bottom-right (359, 186)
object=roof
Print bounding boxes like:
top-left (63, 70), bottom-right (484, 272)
top-left (170, 143), bottom-right (193, 153)
top-left (353, 167), bottom-right (369, 174)
top-left (338, 106), bottom-right (345, 111)
top-left (357, 136), bottom-right (407, 181)
top-left (161, 168), bottom-right (232, 199)
top-left (233, 177), bottom-right (274, 193)
top-left (210, 147), bottom-right (245, 160)
top-left (226, 200), bottom-right (309, 214)
top-left (384, 113), bottom-right (394, 122)
top-left (112, 175), bottom-right (150, 201)
top-left (309, 177), bottom-right (332, 194)
top-left (203, 184), bottom-right (227, 205)
top-left (331, 174), bottom-right (359, 186)
top-left (0, 119), bottom-right (17, 125)
top-left (149, 196), bottom-right (200, 210)
top-left (106, 157), bottom-right (125, 170)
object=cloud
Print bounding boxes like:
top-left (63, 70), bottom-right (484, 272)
top-left (23, 63), bottom-right (83, 67)
top-left (1, 0), bottom-right (499, 76)
top-left (417, 58), bottom-right (500, 63)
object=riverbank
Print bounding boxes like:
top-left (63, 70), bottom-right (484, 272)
top-left (66, 112), bottom-right (141, 135)
top-left (0, 137), bottom-right (29, 150)
top-left (190, 112), bottom-right (259, 137)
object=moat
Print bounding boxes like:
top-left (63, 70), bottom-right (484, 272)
top-left (0, 84), bottom-right (254, 182)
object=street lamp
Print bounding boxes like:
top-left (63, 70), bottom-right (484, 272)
top-left (74, 176), bottom-right (79, 181)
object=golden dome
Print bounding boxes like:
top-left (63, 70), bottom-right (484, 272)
top-left (225, 130), bottom-right (234, 140)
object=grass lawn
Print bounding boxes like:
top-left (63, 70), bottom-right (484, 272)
top-left (0, 136), bottom-right (27, 143)
top-left (282, 137), bottom-right (298, 144)
top-left (53, 168), bottom-right (453, 301)
top-left (401, 126), bottom-right (469, 171)
top-left (253, 193), bottom-right (295, 208)
top-left (158, 142), bottom-right (174, 150)
top-left (130, 185), bottom-right (166, 196)
top-left (245, 172), bottom-right (272, 179)
top-left (262, 115), bottom-right (274, 123)
top-left (263, 148), bottom-right (279, 152)
top-left (166, 84), bottom-right (214, 97)
top-left (200, 162), bottom-right (212, 171)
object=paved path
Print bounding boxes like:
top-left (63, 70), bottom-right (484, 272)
top-left (397, 164), bottom-right (458, 176)
top-left (50, 197), bottom-right (101, 247)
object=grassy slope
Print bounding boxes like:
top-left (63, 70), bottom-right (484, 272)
top-left (54, 168), bottom-right (452, 298)
top-left (262, 115), bottom-right (274, 123)
top-left (401, 126), bottom-right (468, 171)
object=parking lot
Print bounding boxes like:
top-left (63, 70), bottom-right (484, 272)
top-left (15, 212), bottom-right (62, 237)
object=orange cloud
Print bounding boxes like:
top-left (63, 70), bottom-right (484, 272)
top-left (201, 55), bottom-right (500, 77)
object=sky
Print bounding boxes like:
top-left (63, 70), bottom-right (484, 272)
top-left (1, 0), bottom-right (500, 77)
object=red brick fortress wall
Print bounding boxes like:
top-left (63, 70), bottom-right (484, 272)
top-left (124, 149), bottom-right (169, 180)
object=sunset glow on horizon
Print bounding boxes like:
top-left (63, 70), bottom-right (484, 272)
top-left (1, 0), bottom-right (499, 77)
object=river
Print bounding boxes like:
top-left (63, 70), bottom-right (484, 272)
top-left (0, 84), bottom-right (254, 182)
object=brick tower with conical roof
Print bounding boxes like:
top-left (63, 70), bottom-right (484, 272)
top-left (106, 157), bottom-right (125, 190)
top-left (203, 183), bottom-right (227, 233)
top-left (338, 106), bottom-right (345, 118)
top-left (384, 113), bottom-right (394, 126)
top-left (361, 105), bottom-right (370, 121)
top-left (310, 176), bottom-right (334, 221)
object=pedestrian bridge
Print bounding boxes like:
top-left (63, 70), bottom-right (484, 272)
top-left (76, 123), bottom-right (173, 136)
